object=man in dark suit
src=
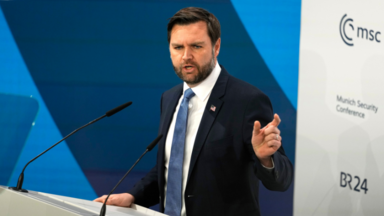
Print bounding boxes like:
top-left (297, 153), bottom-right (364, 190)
top-left (95, 7), bottom-right (293, 216)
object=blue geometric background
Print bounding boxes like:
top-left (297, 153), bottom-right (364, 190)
top-left (0, 0), bottom-right (300, 215)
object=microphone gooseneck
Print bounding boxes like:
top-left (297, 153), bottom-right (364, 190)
top-left (100, 134), bottom-right (163, 216)
top-left (106, 101), bottom-right (132, 117)
top-left (9, 101), bottom-right (133, 193)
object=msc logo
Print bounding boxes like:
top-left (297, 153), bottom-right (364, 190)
top-left (340, 14), bottom-right (381, 46)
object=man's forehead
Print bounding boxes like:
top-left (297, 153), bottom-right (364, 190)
top-left (170, 21), bottom-right (210, 42)
top-left (171, 21), bottom-right (208, 35)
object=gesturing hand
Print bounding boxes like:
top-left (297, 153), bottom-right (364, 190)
top-left (93, 193), bottom-right (135, 207)
top-left (252, 114), bottom-right (282, 167)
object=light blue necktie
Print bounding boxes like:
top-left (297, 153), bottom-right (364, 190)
top-left (165, 88), bottom-right (195, 216)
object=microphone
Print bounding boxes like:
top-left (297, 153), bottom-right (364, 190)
top-left (9, 101), bottom-right (133, 193)
top-left (99, 134), bottom-right (163, 216)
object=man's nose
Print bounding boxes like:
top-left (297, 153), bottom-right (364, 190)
top-left (182, 48), bottom-right (192, 61)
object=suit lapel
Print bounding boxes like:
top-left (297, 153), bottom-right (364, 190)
top-left (158, 84), bottom-right (182, 197)
top-left (159, 86), bottom-right (183, 137)
top-left (187, 68), bottom-right (229, 182)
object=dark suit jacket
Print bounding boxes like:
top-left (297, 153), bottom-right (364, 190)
top-left (129, 67), bottom-right (293, 216)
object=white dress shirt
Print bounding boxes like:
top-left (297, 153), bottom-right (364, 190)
top-left (164, 62), bottom-right (221, 216)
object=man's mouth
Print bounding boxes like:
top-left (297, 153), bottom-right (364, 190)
top-left (182, 64), bottom-right (196, 72)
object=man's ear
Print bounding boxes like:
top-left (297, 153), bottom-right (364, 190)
top-left (214, 38), bottom-right (221, 58)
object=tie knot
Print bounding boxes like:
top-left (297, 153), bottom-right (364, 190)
top-left (184, 88), bottom-right (195, 100)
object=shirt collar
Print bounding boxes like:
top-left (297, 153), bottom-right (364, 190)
top-left (183, 62), bottom-right (221, 102)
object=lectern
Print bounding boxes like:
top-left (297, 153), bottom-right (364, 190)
top-left (0, 186), bottom-right (166, 216)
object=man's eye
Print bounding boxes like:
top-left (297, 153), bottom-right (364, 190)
top-left (174, 46), bottom-right (182, 50)
top-left (194, 45), bottom-right (202, 49)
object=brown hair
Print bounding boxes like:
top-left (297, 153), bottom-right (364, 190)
top-left (167, 7), bottom-right (221, 45)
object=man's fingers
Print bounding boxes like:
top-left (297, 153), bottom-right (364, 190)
top-left (93, 195), bottom-right (107, 203)
top-left (265, 133), bottom-right (281, 142)
top-left (266, 139), bottom-right (281, 149)
top-left (105, 198), bottom-right (115, 205)
top-left (262, 133), bottom-right (282, 150)
top-left (270, 114), bottom-right (281, 127)
top-left (94, 198), bottom-right (103, 203)
top-left (94, 195), bottom-right (115, 205)
top-left (253, 121), bottom-right (261, 135)
top-left (264, 126), bottom-right (280, 135)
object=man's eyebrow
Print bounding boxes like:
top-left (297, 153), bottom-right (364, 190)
top-left (171, 43), bottom-right (182, 46)
top-left (191, 41), bottom-right (205, 45)
top-left (171, 42), bottom-right (206, 46)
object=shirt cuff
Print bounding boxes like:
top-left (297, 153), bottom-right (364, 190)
top-left (261, 157), bottom-right (275, 171)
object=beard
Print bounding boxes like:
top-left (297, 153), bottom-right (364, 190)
top-left (173, 51), bottom-right (216, 86)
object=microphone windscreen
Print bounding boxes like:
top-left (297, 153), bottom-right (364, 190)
top-left (147, 134), bottom-right (163, 151)
top-left (105, 101), bottom-right (132, 117)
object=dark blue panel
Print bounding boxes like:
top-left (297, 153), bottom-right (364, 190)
top-left (259, 181), bottom-right (294, 216)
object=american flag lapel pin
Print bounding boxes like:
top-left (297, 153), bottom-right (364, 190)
top-left (210, 105), bottom-right (216, 112)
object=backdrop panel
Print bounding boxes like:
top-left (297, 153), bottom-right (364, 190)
top-left (295, 0), bottom-right (384, 215)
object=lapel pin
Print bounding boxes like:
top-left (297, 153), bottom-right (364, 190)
top-left (210, 105), bottom-right (216, 112)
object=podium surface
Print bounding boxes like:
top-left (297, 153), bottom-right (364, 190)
top-left (0, 186), bottom-right (166, 216)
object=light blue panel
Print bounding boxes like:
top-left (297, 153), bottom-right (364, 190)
top-left (0, 6), bottom-right (96, 199)
top-left (230, 0), bottom-right (301, 109)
